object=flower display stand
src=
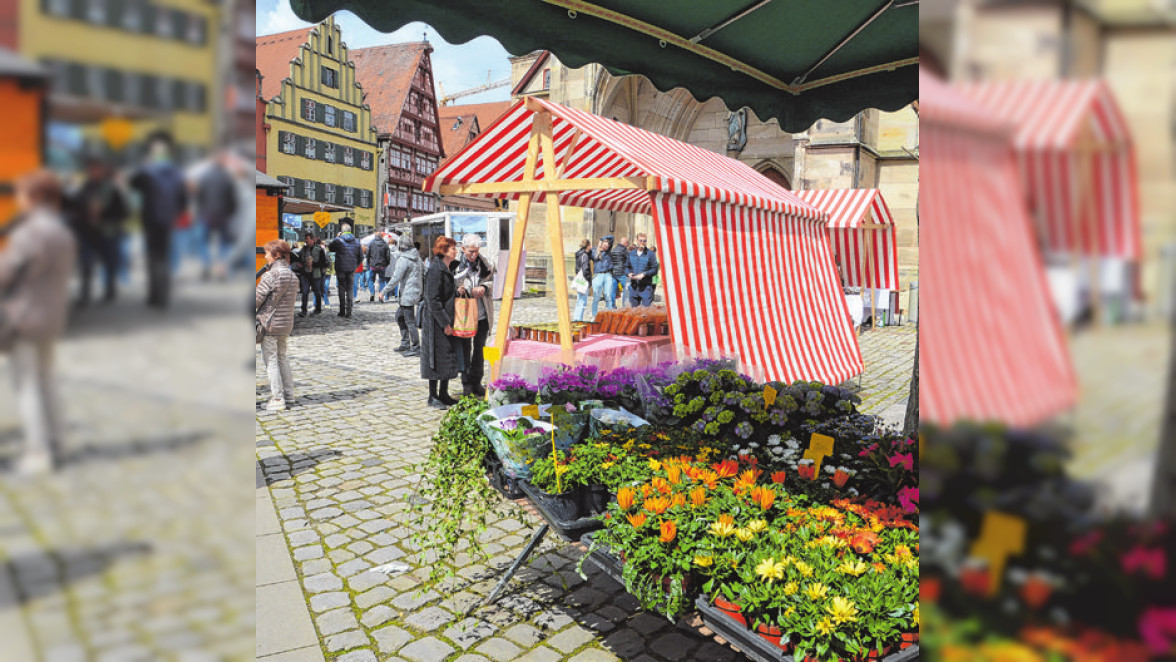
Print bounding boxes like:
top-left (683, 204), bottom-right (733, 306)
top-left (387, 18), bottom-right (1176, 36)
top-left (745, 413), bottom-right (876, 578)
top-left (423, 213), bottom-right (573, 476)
top-left (694, 597), bottom-right (921, 662)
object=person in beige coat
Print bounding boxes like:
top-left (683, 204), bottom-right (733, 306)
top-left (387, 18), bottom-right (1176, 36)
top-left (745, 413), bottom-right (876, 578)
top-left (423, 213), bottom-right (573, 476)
top-left (256, 239), bottom-right (299, 411)
top-left (0, 171), bottom-right (78, 474)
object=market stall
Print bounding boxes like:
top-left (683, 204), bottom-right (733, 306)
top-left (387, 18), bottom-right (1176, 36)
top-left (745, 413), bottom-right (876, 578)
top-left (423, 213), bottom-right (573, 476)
top-left (959, 79), bottom-right (1142, 325)
top-left (0, 49), bottom-right (47, 242)
top-left (424, 97), bottom-right (862, 385)
top-left (921, 68), bottom-right (1077, 427)
top-left (255, 171), bottom-right (286, 277)
top-left (796, 189), bottom-right (900, 330)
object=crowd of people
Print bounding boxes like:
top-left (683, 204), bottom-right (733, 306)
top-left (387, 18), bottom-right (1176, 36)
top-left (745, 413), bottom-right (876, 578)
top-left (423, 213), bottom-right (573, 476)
top-left (256, 227), bottom-right (660, 412)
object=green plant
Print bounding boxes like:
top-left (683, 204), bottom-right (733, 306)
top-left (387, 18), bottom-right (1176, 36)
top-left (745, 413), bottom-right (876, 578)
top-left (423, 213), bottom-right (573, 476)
top-left (407, 398), bottom-right (518, 584)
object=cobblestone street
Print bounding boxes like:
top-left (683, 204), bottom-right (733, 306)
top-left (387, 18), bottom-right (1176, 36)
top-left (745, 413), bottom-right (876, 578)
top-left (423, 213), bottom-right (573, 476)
top-left (256, 295), bottom-right (917, 662)
top-left (0, 266), bottom-right (256, 661)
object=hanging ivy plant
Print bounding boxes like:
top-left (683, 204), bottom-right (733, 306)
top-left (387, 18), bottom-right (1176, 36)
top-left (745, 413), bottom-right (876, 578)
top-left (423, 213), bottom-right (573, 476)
top-left (406, 397), bottom-right (519, 585)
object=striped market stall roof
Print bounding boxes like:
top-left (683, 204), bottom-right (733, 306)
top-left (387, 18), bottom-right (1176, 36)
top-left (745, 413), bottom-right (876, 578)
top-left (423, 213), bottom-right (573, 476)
top-left (921, 69), bottom-right (1077, 427)
top-left (959, 79), bottom-right (1141, 260)
top-left (795, 189), bottom-right (900, 291)
top-left (424, 98), bottom-right (862, 385)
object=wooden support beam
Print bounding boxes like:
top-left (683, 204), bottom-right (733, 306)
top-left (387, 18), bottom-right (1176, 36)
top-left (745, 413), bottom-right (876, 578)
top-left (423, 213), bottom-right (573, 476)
top-left (438, 177), bottom-right (648, 196)
top-left (490, 121), bottom-right (543, 384)
top-left (537, 111), bottom-right (576, 364)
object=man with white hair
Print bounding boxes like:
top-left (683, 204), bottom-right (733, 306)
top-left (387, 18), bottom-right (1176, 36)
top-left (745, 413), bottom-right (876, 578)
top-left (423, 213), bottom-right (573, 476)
top-left (452, 234), bottom-right (495, 397)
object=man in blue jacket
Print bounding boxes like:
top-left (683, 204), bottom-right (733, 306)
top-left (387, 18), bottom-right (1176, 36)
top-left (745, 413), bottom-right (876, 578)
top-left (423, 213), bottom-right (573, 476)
top-left (329, 221), bottom-right (363, 318)
top-left (627, 233), bottom-right (659, 307)
top-left (128, 131), bottom-right (187, 308)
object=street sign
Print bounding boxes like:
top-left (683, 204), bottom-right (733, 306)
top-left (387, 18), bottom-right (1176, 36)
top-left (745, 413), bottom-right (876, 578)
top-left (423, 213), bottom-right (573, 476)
top-left (313, 211), bottom-right (331, 227)
top-left (100, 117), bottom-right (134, 150)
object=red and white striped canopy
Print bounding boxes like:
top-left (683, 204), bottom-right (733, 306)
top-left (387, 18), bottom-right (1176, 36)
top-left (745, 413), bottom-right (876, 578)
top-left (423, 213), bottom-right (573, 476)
top-left (921, 69), bottom-right (1077, 427)
top-left (795, 189), bottom-right (900, 291)
top-left (959, 79), bottom-right (1141, 260)
top-left (425, 98), bottom-right (862, 385)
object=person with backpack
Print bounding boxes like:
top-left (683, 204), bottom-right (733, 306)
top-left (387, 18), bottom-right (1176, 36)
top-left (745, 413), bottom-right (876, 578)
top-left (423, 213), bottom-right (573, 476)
top-left (128, 131), bottom-right (187, 308)
top-left (366, 232), bottom-right (392, 302)
top-left (328, 221), bottom-right (363, 318)
top-left (610, 236), bottom-right (631, 308)
top-left (295, 231), bottom-right (328, 316)
top-left (388, 234), bottom-right (423, 356)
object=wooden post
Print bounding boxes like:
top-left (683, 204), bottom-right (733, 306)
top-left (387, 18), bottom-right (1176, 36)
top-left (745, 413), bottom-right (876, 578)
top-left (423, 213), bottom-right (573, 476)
top-left (862, 228), bottom-right (876, 329)
top-left (537, 111), bottom-right (576, 364)
top-left (1075, 123), bottom-right (1103, 326)
top-left (490, 121), bottom-right (543, 383)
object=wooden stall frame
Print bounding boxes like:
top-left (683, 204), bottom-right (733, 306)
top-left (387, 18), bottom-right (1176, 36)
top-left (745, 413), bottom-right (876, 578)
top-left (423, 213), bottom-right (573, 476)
top-left (439, 98), bottom-right (663, 382)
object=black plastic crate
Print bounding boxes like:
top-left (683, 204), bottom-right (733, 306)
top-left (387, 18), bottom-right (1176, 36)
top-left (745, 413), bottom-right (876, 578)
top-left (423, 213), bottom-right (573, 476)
top-left (517, 479), bottom-right (603, 542)
top-left (694, 596), bottom-right (920, 662)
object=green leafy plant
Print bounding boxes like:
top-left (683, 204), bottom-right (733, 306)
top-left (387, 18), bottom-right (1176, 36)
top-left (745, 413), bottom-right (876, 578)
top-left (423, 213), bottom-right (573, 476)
top-left (407, 398), bottom-right (518, 584)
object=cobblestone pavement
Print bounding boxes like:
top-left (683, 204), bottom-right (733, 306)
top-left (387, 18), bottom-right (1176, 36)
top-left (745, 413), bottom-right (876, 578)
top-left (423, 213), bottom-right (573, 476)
top-left (0, 264), bottom-right (256, 660)
top-left (1064, 322), bottom-right (1172, 513)
top-left (256, 295), bottom-right (917, 662)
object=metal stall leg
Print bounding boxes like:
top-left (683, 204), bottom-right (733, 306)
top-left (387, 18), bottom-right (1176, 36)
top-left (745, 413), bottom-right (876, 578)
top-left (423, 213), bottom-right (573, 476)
top-left (481, 523), bottom-right (549, 607)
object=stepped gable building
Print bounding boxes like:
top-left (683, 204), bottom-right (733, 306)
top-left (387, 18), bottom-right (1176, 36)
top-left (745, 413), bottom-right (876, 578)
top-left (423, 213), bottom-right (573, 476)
top-left (350, 41), bottom-right (443, 225)
top-left (257, 17), bottom-right (380, 234)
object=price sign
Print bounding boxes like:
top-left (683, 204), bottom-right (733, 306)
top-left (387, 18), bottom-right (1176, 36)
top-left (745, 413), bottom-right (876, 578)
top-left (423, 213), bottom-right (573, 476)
top-left (969, 510), bottom-right (1027, 596)
top-left (520, 404), bottom-right (540, 419)
top-left (763, 385), bottom-right (777, 408)
top-left (100, 117), bottom-right (134, 150)
top-left (802, 433), bottom-right (835, 475)
top-left (483, 346), bottom-right (500, 363)
top-left (313, 211), bottom-right (331, 227)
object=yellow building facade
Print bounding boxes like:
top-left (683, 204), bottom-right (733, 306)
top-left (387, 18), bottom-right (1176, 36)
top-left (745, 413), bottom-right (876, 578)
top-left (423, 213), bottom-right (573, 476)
top-left (18, 0), bottom-right (218, 158)
top-left (260, 18), bottom-right (380, 234)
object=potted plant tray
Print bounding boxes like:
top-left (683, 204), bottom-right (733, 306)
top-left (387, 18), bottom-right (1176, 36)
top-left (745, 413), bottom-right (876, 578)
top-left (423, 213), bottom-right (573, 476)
top-left (516, 479), bottom-right (603, 542)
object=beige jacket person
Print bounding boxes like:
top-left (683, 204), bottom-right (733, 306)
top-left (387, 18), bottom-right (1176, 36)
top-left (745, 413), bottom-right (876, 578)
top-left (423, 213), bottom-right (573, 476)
top-left (0, 208), bottom-right (77, 343)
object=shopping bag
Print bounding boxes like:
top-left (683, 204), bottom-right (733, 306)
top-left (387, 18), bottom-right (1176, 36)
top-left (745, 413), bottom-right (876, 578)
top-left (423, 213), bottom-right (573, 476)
top-left (453, 296), bottom-right (479, 338)
top-left (571, 273), bottom-right (590, 294)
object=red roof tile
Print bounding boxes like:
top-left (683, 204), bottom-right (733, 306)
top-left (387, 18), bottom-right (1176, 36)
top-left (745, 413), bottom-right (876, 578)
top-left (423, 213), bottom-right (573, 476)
top-left (437, 101), bottom-right (512, 159)
top-left (256, 26), bottom-right (314, 101)
top-left (350, 42), bottom-right (429, 139)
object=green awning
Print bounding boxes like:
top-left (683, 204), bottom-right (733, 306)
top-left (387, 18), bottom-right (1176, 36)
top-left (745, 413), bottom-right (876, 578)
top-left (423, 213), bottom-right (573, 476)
top-left (289, 0), bottom-right (917, 133)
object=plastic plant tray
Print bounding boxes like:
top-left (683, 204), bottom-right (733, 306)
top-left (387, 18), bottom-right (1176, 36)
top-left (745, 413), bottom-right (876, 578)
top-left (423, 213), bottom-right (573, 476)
top-left (579, 532), bottom-right (624, 585)
top-left (694, 596), bottom-right (920, 662)
top-left (517, 479), bottom-right (603, 542)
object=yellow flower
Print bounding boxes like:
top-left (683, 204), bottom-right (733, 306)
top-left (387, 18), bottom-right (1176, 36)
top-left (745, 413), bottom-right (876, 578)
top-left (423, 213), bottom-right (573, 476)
top-left (709, 514), bottom-right (736, 538)
top-left (783, 581), bottom-right (799, 596)
top-left (784, 606), bottom-right (796, 619)
top-left (826, 596), bottom-right (858, 624)
top-left (836, 559), bottom-right (869, 577)
top-left (814, 617), bottom-right (835, 636)
top-left (795, 561), bottom-right (814, 577)
top-left (735, 528), bottom-right (754, 542)
top-left (747, 519), bottom-right (768, 534)
top-left (894, 545), bottom-right (913, 559)
top-left (803, 583), bottom-right (829, 601)
top-left (820, 536), bottom-right (848, 549)
top-left (912, 604), bottom-right (920, 628)
top-left (649, 459), bottom-right (662, 471)
top-left (694, 555), bottom-right (714, 568)
top-left (601, 461), bottom-right (615, 469)
top-left (755, 557), bottom-right (786, 583)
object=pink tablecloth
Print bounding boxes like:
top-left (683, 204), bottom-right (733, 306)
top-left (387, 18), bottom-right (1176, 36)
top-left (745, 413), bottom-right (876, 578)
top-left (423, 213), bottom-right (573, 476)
top-left (501, 333), bottom-right (674, 373)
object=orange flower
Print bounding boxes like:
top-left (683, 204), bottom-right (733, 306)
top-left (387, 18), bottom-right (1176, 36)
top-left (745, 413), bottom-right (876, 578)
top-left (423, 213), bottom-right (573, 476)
top-left (748, 486), bottom-right (776, 510)
top-left (659, 520), bottom-right (677, 543)
top-left (671, 493), bottom-right (687, 509)
top-left (712, 459), bottom-right (739, 479)
top-left (1021, 575), bottom-right (1051, 609)
top-left (771, 471), bottom-right (787, 484)
top-left (690, 486), bottom-right (707, 507)
top-left (627, 512), bottom-right (648, 528)
top-left (797, 464), bottom-right (817, 480)
top-left (734, 469), bottom-right (757, 492)
top-left (872, 562), bottom-right (887, 574)
top-left (666, 464), bottom-right (682, 485)
top-left (652, 477), bottom-right (672, 495)
top-left (833, 469), bottom-right (850, 488)
top-left (644, 496), bottom-right (671, 515)
top-left (616, 487), bottom-right (636, 510)
top-left (849, 530), bottom-right (881, 554)
top-left (641, 484), bottom-right (653, 498)
top-left (698, 469), bottom-right (719, 489)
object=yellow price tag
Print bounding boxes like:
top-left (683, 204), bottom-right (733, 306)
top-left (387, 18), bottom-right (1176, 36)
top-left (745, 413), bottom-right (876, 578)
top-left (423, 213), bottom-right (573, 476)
top-left (763, 385), bottom-right (777, 408)
top-left (483, 346), bottom-right (500, 363)
top-left (969, 510), bottom-right (1026, 596)
top-left (520, 404), bottom-right (540, 418)
top-left (803, 433), bottom-right (835, 475)
top-left (313, 211), bottom-right (331, 227)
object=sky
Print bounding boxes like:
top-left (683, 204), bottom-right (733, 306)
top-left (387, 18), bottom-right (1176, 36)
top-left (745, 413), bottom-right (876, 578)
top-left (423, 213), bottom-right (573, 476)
top-left (257, 0), bottom-right (514, 105)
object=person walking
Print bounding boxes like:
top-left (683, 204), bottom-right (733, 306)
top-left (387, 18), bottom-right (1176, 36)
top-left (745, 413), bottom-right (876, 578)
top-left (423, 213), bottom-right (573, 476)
top-left (296, 231), bottom-right (328, 316)
top-left (420, 236), bottom-right (462, 409)
top-left (627, 233), bottom-right (659, 307)
top-left (128, 131), bottom-right (187, 308)
top-left (193, 150), bottom-right (239, 281)
top-left (0, 171), bottom-right (78, 474)
top-left (611, 236), bottom-right (630, 307)
top-left (322, 251), bottom-right (334, 308)
top-left (572, 238), bottom-right (593, 322)
top-left (590, 236), bottom-right (614, 320)
top-left (71, 155), bottom-right (128, 305)
top-left (256, 239), bottom-right (299, 411)
top-left (452, 235), bottom-right (495, 398)
top-left (328, 222), bottom-right (363, 317)
top-left (366, 232), bottom-right (392, 301)
top-left (388, 234), bottom-right (423, 356)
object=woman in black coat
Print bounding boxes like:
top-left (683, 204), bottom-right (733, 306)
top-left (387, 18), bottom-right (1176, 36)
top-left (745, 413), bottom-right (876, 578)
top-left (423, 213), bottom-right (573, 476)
top-left (420, 236), bottom-right (463, 408)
